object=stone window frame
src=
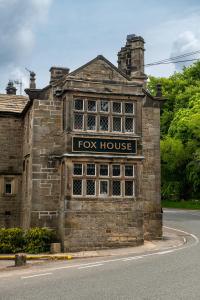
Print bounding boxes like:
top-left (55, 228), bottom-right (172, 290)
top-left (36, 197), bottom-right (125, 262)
top-left (99, 179), bottom-right (109, 197)
top-left (99, 164), bottom-right (109, 177)
top-left (86, 179), bottom-right (96, 196)
top-left (3, 176), bottom-right (15, 196)
top-left (86, 163), bottom-right (96, 177)
top-left (124, 180), bottom-right (135, 197)
top-left (73, 163), bottom-right (83, 176)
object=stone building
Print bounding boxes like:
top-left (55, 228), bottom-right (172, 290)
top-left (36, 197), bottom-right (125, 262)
top-left (0, 34), bottom-right (163, 251)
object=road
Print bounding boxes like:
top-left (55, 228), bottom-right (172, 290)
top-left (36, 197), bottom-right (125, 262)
top-left (0, 209), bottom-right (200, 300)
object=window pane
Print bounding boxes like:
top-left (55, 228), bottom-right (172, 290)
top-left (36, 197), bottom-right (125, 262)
top-left (100, 164), bottom-right (108, 176)
top-left (87, 115), bottom-right (96, 130)
top-left (73, 180), bottom-right (82, 195)
top-left (113, 117), bottom-right (121, 132)
top-left (74, 99), bottom-right (83, 111)
top-left (87, 164), bottom-right (95, 176)
top-left (113, 102), bottom-right (121, 113)
top-left (125, 102), bottom-right (134, 114)
top-left (100, 100), bottom-right (109, 112)
top-left (125, 165), bottom-right (134, 177)
top-left (88, 100), bottom-right (96, 112)
top-left (5, 183), bottom-right (11, 194)
top-left (74, 114), bottom-right (83, 130)
top-left (100, 116), bottom-right (108, 131)
top-left (86, 180), bottom-right (95, 195)
top-left (125, 117), bottom-right (134, 132)
top-left (112, 181), bottom-right (121, 196)
top-left (112, 165), bottom-right (120, 176)
top-left (73, 164), bottom-right (82, 175)
top-left (100, 181), bottom-right (108, 195)
top-left (125, 181), bottom-right (134, 196)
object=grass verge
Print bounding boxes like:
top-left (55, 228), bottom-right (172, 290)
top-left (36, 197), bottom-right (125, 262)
top-left (162, 199), bottom-right (200, 210)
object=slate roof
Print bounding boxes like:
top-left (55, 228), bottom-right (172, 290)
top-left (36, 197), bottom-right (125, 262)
top-left (0, 94), bottom-right (29, 114)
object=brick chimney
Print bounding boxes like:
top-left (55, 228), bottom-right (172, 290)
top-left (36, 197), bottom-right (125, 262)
top-left (49, 67), bottom-right (69, 84)
top-left (118, 34), bottom-right (146, 80)
top-left (6, 81), bottom-right (17, 95)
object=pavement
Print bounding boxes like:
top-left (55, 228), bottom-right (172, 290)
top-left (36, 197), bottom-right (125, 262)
top-left (0, 226), bottom-right (185, 271)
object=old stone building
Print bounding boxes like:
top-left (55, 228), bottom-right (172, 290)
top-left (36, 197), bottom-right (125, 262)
top-left (0, 34), bottom-right (163, 251)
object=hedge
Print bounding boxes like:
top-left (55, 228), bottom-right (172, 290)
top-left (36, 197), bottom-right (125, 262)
top-left (0, 228), bottom-right (56, 254)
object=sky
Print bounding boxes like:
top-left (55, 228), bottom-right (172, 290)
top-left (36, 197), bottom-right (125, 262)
top-left (0, 0), bottom-right (200, 94)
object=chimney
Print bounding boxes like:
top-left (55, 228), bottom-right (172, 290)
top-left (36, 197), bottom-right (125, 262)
top-left (49, 67), bottom-right (69, 84)
top-left (118, 34), bottom-right (146, 79)
top-left (30, 71), bottom-right (36, 89)
top-left (6, 81), bottom-right (17, 95)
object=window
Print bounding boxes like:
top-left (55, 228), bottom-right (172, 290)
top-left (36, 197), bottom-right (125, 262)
top-left (87, 115), bottom-right (96, 130)
top-left (125, 102), bottom-right (134, 114)
top-left (87, 100), bottom-right (96, 112)
top-left (74, 99), bottom-right (83, 111)
top-left (86, 180), bottom-right (95, 195)
top-left (100, 164), bottom-right (108, 176)
top-left (125, 117), bottom-right (134, 133)
top-left (113, 117), bottom-right (122, 132)
top-left (112, 181), bottom-right (121, 196)
top-left (87, 164), bottom-right (96, 176)
top-left (100, 116), bottom-right (109, 131)
top-left (5, 181), bottom-right (12, 194)
top-left (99, 180), bottom-right (108, 196)
top-left (73, 180), bottom-right (82, 195)
top-left (73, 164), bottom-right (83, 175)
top-left (113, 102), bottom-right (121, 113)
top-left (100, 100), bottom-right (109, 112)
top-left (125, 165), bottom-right (134, 177)
top-left (74, 114), bottom-right (83, 130)
top-left (112, 165), bottom-right (120, 177)
top-left (125, 181), bottom-right (134, 196)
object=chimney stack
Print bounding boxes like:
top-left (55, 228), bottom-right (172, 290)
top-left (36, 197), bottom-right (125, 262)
top-left (49, 67), bottom-right (69, 84)
top-left (6, 81), bottom-right (17, 95)
top-left (118, 34), bottom-right (146, 80)
top-left (30, 71), bottom-right (36, 89)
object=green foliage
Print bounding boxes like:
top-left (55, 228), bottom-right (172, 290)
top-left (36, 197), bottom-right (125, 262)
top-left (148, 61), bottom-right (200, 200)
top-left (0, 227), bottom-right (56, 254)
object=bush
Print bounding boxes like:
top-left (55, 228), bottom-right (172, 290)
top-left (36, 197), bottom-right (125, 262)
top-left (0, 227), bottom-right (56, 254)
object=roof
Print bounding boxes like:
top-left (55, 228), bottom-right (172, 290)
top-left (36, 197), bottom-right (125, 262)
top-left (0, 94), bottom-right (29, 114)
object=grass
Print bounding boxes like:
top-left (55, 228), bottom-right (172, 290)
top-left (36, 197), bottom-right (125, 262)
top-left (162, 199), bottom-right (200, 210)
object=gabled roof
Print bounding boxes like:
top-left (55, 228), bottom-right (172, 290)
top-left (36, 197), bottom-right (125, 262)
top-left (0, 94), bottom-right (29, 114)
top-left (69, 55), bottom-right (130, 81)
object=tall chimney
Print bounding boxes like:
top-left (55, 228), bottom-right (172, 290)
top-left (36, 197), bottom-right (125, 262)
top-left (6, 81), bottom-right (17, 95)
top-left (49, 67), bottom-right (69, 84)
top-left (118, 34), bottom-right (146, 79)
top-left (30, 71), bottom-right (36, 89)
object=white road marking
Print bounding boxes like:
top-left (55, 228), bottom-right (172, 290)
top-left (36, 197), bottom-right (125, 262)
top-left (78, 263), bottom-right (103, 269)
top-left (21, 273), bottom-right (52, 279)
top-left (164, 226), bottom-right (199, 245)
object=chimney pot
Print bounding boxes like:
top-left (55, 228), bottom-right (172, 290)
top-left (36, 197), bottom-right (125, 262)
top-left (6, 81), bottom-right (17, 95)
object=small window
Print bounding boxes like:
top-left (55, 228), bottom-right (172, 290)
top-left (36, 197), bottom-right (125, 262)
top-left (113, 117), bottom-right (122, 132)
top-left (87, 115), bottom-right (96, 131)
top-left (112, 165), bottom-right (120, 177)
top-left (73, 164), bottom-right (83, 175)
top-left (74, 114), bottom-right (83, 130)
top-left (100, 100), bottom-right (109, 112)
top-left (113, 102), bottom-right (122, 113)
top-left (125, 165), bottom-right (134, 177)
top-left (125, 117), bottom-right (134, 133)
top-left (87, 164), bottom-right (96, 176)
top-left (125, 102), bottom-right (134, 114)
top-left (112, 180), bottom-right (121, 196)
top-left (5, 182), bottom-right (12, 194)
top-left (74, 99), bottom-right (83, 111)
top-left (100, 116), bottom-right (109, 131)
top-left (125, 181), bottom-right (134, 196)
top-left (86, 180), bottom-right (95, 195)
top-left (73, 180), bottom-right (82, 195)
top-left (87, 100), bottom-right (96, 112)
top-left (99, 180), bottom-right (108, 196)
top-left (100, 164), bottom-right (109, 176)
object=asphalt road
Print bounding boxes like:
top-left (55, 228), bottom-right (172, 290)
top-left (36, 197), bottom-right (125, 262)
top-left (0, 209), bottom-right (200, 300)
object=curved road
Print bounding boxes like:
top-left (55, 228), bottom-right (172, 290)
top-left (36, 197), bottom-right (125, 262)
top-left (0, 209), bottom-right (200, 300)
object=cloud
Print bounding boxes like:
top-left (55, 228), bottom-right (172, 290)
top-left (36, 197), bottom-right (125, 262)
top-left (0, 0), bottom-right (53, 93)
top-left (170, 31), bottom-right (200, 71)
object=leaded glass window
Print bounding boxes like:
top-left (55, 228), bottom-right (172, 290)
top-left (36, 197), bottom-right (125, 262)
top-left (113, 102), bottom-right (121, 113)
top-left (100, 164), bottom-right (108, 176)
top-left (100, 116), bottom-right (109, 131)
top-left (74, 114), bottom-right (83, 130)
top-left (100, 180), bottom-right (108, 195)
top-left (112, 180), bottom-right (121, 196)
top-left (87, 164), bottom-right (96, 176)
top-left (125, 102), bottom-right (134, 114)
top-left (113, 117), bottom-right (122, 132)
top-left (125, 165), bottom-right (134, 177)
top-left (86, 180), bottom-right (95, 195)
top-left (73, 164), bottom-right (83, 175)
top-left (100, 100), bottom-right (109, 112)
top-left (87, 100), bottom-right (96, 112)
top-left (74, 99), bottom-right (83, 111)
top-left (87, 115), bottom-right (96, 130)
top-left (125, 117), bottom-right (134, 132)
top-left (112, 165), bottom-right (120, 177)
top-left (73, 180), bottom-right (82, 195)
top-left (125, 181), bottom-right (134, 196)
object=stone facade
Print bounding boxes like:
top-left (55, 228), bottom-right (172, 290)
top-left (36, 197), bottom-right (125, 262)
top-left (0, 34), bottom-right (163, 251)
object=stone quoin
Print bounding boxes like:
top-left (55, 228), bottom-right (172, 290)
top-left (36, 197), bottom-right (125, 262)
top-left (0, 34), bottom-right (163, 251)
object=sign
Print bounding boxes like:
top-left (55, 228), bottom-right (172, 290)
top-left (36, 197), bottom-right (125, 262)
top-left (73, 137), bottom-right (136, 154)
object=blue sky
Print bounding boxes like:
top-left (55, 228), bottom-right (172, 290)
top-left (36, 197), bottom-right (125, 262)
top-left (0, 0), bottom-right (200, 93)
